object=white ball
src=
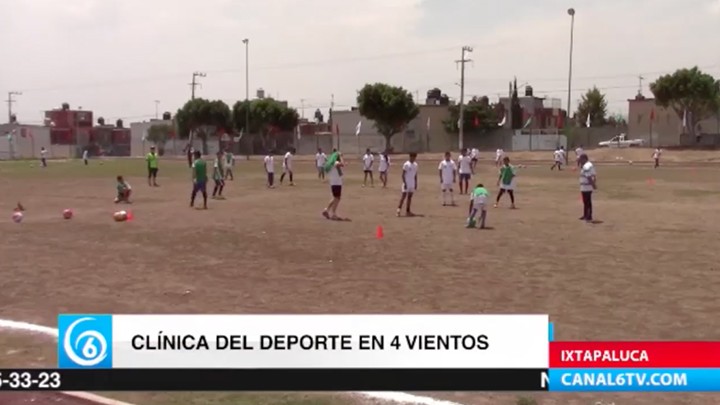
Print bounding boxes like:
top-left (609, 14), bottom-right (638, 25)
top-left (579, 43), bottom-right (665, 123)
top-left (12, 212), bottom-right (23, 223)
top-left (628, 160), bottom-right (633, 165)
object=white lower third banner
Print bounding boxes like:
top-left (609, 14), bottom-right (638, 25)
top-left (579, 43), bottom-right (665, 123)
top-left (57, 314), bottom-right (549, 369)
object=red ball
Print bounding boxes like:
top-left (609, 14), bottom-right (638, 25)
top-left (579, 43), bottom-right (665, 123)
top-left (63, 209), bottom-right (73, 219)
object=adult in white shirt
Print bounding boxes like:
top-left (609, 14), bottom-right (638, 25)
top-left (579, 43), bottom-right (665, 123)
top-left (82, 149), bottom-right (89, 165)
top-left (578, 154), bottom-right (597, 222)
top-left (457, 148), bottom-right (473, 195)
top-left (263, 152), bottom-right (275, 188)
top-left (437, 151), bottom-right (457, 206)
top-left (322, 153), bottom-right (345, 220)
top-left (280, 148), bottom-right (295, 186)
top-left (470, 148), bottom-right (480, 171)
top-left (652, 148), bottom-right (662, 168)
top-left (362, 148), bottom-right (375, 187)
top-left (495, 149), bottom-right (504, 167)
top-left (378, 151), bottom-right (390, 188)
top-left (551, 147), bottom-right (563, 171)
top-left (397, 152), bottom-right (419, 217)
top-left (575, 145), bottom-right (585, 167)
top-left (315, 148), bottom-right (327, 180)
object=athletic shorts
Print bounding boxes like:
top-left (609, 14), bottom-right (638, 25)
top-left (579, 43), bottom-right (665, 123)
top-left (459, 173), bottom-right (471, 181)
top-left (402, 184), bottom-right (416, 193)
top-left (148, 167), bottom-right (158, 177)
top-left (500, 183), bottom-right (515, 191)
top-left (363, 169), bottom-right (372, 174)
top-left (472, 202), bottom-right (487, 211)
top-left (317, 166), bottom-right (324, 173)
top-left (192, 180), bottom-right (207, 193)
top-left (331, 185), bottom-right (342, 198)
top-left (471, 158), bottom-right (478, 163)
top-left (441, 182), bottom-right (453, 191)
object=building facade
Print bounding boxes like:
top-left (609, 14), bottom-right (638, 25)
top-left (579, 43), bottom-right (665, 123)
top-left (628, 98), bottom-right (720, 147)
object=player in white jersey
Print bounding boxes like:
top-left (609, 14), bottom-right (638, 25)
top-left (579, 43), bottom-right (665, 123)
top-left (315, 148), bottom-right (327, 180)
top-left (437, 151), bottom-right (457, 206)
top-left (397, 153), bottom-right (418, 217)
top-left (362, 148), bottom-right (375, 187)
top-left (470, 148), bottom-right (480, 172)
top-left (652, 148), bottom-right (662, 168)
top-left (457, 148), bottom-right (473, 194)
top-left (378, 151), bottom-right (390, 188)
top-left (575, 145), bottom-right (585, 167)
top-left (495, 149), bottom-right (504, 167)
top-left (263, 152), bottom-right (275, 188)
top-left (551, 147), bottom-right (564, 171)
top-left (279, 148), bottom-right (295, 186)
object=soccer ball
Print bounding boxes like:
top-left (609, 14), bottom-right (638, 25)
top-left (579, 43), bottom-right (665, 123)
top-left (113, 210), bottom-right (128, 222)
top-left (12, 211), bottom-right (23, 223)
top-left (628, 160), bottom-right (633, 165)
top-left (63, 209), bottom-right (73, 219)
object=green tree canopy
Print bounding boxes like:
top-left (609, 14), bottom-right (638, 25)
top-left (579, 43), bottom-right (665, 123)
top-left (231, 98), bottom-right (299, 150)
top-left (175, 98), bottom-right (232, 140)
top-left (356, 83), bottom-right (419, 149)
top-left (146, 123), bottom-right (173, 155)
top-left (576, 86), bottom-right (608, 126)
top-left (650, 67), bottom-right (720, 134)
top-left (443, 96), bottom-right (502, 134)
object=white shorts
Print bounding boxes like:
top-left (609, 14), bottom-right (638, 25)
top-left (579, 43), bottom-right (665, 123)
top-left (402, 184), bottom-right (416, 193)
top-left (500, 184), bottom-right (515, 191)
top-left (472, 202), bottom-right (487, 211)
top-left (441, 182), bottom-right (453, 191)
top-left (554, 160), bottom-right (562, 164)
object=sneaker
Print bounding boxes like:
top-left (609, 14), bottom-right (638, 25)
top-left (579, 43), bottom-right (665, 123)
top-left (578, 216), bottom-right (587, 220)
top-left (396, 209), bottom-right (401, 217)
top-left (322, 210), bottom-right (330, 219)
top-left (493, 204), bottom-right (498, 208)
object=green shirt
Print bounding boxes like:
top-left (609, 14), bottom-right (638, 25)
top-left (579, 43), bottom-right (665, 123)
top-left (192, 159), bottom-right (207, 182)
top-left (472, 186), bottom-right (489, 198)
top-left (213, 158), bottom-right (224, 180)
top-left (499, 165), bottom-right (515, 185)
top-left (146, 152), bottom-right (159, 169)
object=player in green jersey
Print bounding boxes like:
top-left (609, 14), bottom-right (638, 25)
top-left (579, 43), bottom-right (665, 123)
top-left (495, 156), bottom-right (516, 209)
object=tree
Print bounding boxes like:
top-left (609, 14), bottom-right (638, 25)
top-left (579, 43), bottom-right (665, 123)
top-left (146, 123), bottom-right (173, 155)
top-left (175, 98), bottom-right (232, 152)
top-left (650, 67), bottom-right (720, 135)
top-left (510, 79), bottom-right (522, 129)
top-left (443, 96), bottom-right (501, 134)
top-left (575, 87), bottom-right (608, 126)
top-left (231, 98), bottom-right (299, 152)
top-left (356, 83), bottom-right (419, 149)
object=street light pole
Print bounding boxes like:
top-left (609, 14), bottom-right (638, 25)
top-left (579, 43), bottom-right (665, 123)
top-left (243, 38), bottom-right (250, 138)
top-left (6, 91), bottom-right (21, 123)
top-left (566, 8), bottom-right (576, 130)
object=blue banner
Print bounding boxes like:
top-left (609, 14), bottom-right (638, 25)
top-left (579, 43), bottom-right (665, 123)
top-left (550, 368), bottom-right (720, 392)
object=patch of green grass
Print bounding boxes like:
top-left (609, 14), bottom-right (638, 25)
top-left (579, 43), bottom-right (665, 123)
top-left (673, 189), bottom-right (720, 198)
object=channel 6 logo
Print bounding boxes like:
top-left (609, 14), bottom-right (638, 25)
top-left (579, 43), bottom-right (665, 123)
top-left (57, 314), bottom-right (113, 368)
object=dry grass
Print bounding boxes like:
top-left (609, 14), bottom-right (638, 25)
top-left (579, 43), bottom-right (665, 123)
top-left (0, 151), bottom-right (719, 405)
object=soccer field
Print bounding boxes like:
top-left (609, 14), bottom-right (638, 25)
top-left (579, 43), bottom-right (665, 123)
top-left (1, 152), bottom-right (719, 405)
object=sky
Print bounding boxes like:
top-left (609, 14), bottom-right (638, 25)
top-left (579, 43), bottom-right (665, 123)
top-left (1, 0), bottom-right (719, 125)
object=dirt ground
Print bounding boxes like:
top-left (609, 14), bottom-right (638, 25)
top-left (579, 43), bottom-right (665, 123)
top-left (1, 149), bottom-right (719, 405)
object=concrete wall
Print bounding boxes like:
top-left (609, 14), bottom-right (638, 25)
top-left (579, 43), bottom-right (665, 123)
top-left (628, 99), bottom-right (720, 147)
top-left (0, 124), bottom-right (72, 159)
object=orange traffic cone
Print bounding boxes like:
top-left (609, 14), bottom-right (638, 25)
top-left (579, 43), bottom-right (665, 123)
top-left (126, 211), bottom-right (134, 221)
top-left (647, 178), bottom-right (655, 186)
top-left (376, 225), bottom-right (384, 239)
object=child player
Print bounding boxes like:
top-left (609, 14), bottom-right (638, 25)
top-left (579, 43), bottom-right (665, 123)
top-left (224, 148), bottom-right (235, 180)
top-left (315, 148), bottom-right (327, 180)
top-left (438, 151), bottom-right (457, 206)
top-left (212, 151), bottom-right (226, 199)
top-left (264, 151), bottom-right (275, 188)
top-left (322, 151), bottom-right (345, 220)
top-left (82, 148), bottom-right (89, 165)
top-left (653, 148), bottom-right (662, 168)
top-left (146, 146), bottom-right (159, 186)
top-left (495, 156), bottom-right (516, 209)
top-left (378, 150), bottom-right (390, 188)
top-left (190, 150), bottom-right (208, 209)
top-left (495, 148), bottom-right (504, 167)
top-left (397, 152), bottom-right (419, 217)
top-left (280, 148), bottom-right (295, 186)
top-left (457, 148), bottom-right (473, 194)
top-left (362, 148), bottom-right (374, 187)
top-left (551, 146), bottom-right (563, 171)
top-left (40, 147), bottom-right (47, 168)
top-left (470, 147), bottom-right (479, 172)
top-left (466, 183), bottom-right (489, 229)
top-left (115, 176), bottom-right (132, 203)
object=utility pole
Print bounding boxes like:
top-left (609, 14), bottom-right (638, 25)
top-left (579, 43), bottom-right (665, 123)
top-left (455, 46), bottom-right (473, 151)
top-left (6, 91), bottom-right (21, 123)
top-left (243, 38), bottom-right (250, 140)
top-left (190, 72), bottom-right (206, 99)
